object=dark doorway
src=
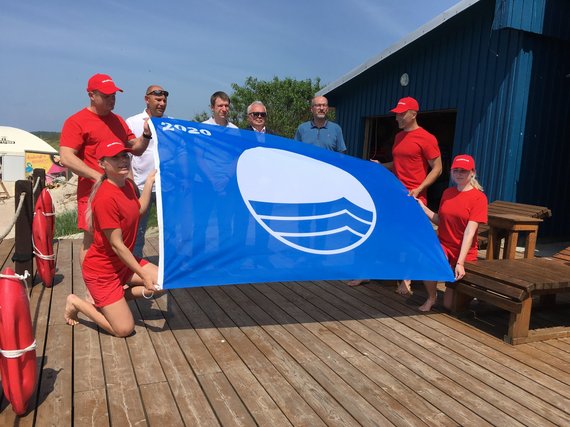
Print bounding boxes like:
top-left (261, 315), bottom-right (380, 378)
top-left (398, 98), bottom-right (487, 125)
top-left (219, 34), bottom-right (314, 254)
top-left (363, 110), bottom-right (456, 212)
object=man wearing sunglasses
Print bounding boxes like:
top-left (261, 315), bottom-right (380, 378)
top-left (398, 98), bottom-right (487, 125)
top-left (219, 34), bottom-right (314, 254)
top-left (126, 85), bottom-right (169, 257)
top-left (245, 101), bottom-right (275, 134)
top-left (60, 73), bottom-right (153, 264)
top-left (295, 95), bottom-right (346, 153)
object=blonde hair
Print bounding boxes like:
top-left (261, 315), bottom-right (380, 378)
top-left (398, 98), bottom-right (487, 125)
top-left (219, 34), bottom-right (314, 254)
top-left (470, 172), bottom-right (484, 191)
top-left (85, 173), bottom-right (107, 232)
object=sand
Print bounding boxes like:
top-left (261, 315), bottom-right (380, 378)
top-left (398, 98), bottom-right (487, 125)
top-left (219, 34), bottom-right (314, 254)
top-left (0, 176), bottom-right (78, 240)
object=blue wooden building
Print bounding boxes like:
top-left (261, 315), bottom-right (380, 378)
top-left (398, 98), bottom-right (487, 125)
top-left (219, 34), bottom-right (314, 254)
top-left (319, 0), bottom-right (570, 238)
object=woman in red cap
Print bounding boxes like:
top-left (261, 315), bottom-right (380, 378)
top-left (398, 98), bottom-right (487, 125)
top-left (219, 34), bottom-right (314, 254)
top-left (416, 154), bottom-right (488, 311)
top-left (64, 141), bottom-right (163, 336)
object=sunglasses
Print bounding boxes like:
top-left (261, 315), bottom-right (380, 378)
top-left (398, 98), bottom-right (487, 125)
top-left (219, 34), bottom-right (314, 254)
top-left (249, 112), bottom-right (267, 118)
top-left (146, 90), bottom-right (169, 97)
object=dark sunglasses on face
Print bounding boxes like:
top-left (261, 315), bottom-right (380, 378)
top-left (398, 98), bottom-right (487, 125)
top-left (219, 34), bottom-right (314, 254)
top-left (249, 112), bottom-right (267, 118)
top-left (146, 90), bottom-right (169, 97)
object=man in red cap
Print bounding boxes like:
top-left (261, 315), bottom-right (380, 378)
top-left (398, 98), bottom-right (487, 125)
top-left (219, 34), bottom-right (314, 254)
top-left (348, 97), bottom-right (442, 291)
top-left (388, 96), bottom-right (442, 295)
top-left (60, 73), bottom-right (152, 264)
top-left (387, 96), bottom-right (442, 204)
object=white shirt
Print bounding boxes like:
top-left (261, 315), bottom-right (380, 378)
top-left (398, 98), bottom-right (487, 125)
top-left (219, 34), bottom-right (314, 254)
top-left (126, 110), bottom-right (156, 191)
top-left (202, 117), bottom-right (238, 129)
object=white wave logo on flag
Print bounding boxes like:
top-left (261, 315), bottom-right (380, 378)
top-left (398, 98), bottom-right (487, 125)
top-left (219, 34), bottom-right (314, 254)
top-left (237, 147), bottom-right (376, 255)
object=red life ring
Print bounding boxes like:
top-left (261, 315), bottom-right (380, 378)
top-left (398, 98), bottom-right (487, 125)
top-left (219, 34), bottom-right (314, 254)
top-left (0, 267), bottom-right (37, 415)
top-left (32, 188), bottom-right (55, 287)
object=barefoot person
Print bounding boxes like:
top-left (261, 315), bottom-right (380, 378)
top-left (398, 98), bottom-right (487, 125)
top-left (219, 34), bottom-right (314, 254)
top-left (64, 141), bottom-right (163, 337)
top-left (348, 97), bottom-right (442, 291)
top-left (416, 154), bottom-right (487, 311)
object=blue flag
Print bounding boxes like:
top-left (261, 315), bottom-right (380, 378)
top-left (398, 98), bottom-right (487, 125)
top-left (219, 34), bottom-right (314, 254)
top-left (151, 117), bottom-right (454, 289)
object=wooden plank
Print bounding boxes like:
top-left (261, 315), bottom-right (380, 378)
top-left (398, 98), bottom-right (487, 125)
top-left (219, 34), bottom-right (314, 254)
top-left (33, 239), bottom-right (73, 427)
top-left (181, 286), bottom-right (293, 427)
top-left (280, 280), bottom-right (496, 425)
top-left (453, 282), bottom-right (524, 313)
top-left (139, 382), bottom-right (185, 426)
top-left (100, 334), bottom-right (147, 426)
top-left (215, 285), bottom-right (362, 427)
top-left (198, 372), bottom-right (257, 427)
top-left (163, 288), bottom-right (257, 426)
top-left (139, 294), bottom-right (221, 426)
top-left (424, 303), bottom-right (570, 390)
top-left (69, 238), bottom-right (110, 426)
top-left (71, 239), bottom-right (105, 394)
top-left (0, 242), bottom-right (56, 425)
top-left (461, 273), bottom-right (528, 300)
top-left (124, 299), bottom-right (167, 386)
top-left (511, 328), bottom-right (570, 345)
top-left (542, 339), bottom-right (570, 355)
top-left (234, 283), bottom-right (455, 427)
top-left (236, 283), bottom-right (434, 426)
top-left (356, 281), bottom-right (570, 424)
top-left (33, 325), bottom-right (73, 426)
top-left (465, 262), bottom-right (536, 290)
top-left (209, 285), bottom-right (368, 427)
top-left (74, 389), bottom-right (110, 426)
top-left (306, 279), bottom-right (555, 427)
top-left (488, 200), bottom-right (551, 218)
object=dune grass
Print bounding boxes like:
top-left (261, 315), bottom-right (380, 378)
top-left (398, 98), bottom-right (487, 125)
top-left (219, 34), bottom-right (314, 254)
top-left (54, 209), bottom-right (79, 238)
top-left (54, 204), bottom-right (158, 238)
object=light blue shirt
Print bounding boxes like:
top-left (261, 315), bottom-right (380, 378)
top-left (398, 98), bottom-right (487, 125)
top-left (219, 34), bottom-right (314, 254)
top-left (294, 120), bottom-right (346, 152)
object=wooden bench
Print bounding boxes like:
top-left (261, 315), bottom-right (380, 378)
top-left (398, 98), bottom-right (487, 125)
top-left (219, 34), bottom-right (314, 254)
top-left (551, 246), bottom-right (570, 265)
top-left (478, 201), bottom-right (551, 249)
top-left (446, 258), bottom-right (570, 344)
top-left (446, 272), bottom-right (531, 344)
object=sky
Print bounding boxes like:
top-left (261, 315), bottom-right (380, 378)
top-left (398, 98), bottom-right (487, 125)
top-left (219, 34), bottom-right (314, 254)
top-left (1, 0), bottom-right (461, 132)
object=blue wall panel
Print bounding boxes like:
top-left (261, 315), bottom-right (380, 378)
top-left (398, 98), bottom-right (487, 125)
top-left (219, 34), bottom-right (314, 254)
top-left (326, 0), bottom-right (570, 237)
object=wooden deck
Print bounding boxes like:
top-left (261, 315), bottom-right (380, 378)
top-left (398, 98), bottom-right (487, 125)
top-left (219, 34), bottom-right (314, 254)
top-left (1, 236), bottom-right (570, 426)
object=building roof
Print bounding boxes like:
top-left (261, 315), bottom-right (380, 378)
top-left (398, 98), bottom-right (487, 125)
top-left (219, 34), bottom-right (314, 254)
top-left (0, 126), bottom-right (57, 155)
top-left (318, 0), bottom-right (481, 97)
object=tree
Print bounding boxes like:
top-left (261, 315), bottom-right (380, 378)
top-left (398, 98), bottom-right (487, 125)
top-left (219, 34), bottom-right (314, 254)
top-left (194, 76), bottom-right (327, 138)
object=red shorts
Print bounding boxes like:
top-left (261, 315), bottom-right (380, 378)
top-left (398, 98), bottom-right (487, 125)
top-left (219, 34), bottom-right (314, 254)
top-left (77, 198), bottom-right (89, 231)
top-left (83, 258), bottom-right (149, 308)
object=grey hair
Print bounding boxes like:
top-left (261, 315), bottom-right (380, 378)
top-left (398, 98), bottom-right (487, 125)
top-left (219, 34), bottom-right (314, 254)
top-left (247, 100), bottom-right (266, 114)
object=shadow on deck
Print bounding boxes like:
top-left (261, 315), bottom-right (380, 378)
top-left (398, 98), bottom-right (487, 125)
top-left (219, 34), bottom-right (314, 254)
top-left (1, 237), bottom-right (569, 426)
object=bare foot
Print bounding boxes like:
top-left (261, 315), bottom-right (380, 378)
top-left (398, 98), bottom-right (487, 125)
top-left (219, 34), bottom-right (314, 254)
top-left (64, 294), bottom-right (80, 326)
top-left (419, 297), bottom-right (437, 312)
top-left (396, 280), bottom-right (413, 296)
top-left (347, 279), bottom-right (370, 287)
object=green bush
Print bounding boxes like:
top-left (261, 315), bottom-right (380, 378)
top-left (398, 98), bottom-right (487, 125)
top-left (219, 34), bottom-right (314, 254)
top-left (147, 203), bottom-right (158, 228)
top-left (54, 209), bottom-right (79, 238)
top-left (54, 204), bottom-right (157, 238)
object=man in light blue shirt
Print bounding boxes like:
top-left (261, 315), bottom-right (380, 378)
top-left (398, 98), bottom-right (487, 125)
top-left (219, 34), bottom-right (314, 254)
top-left (295, 96), bottom-right (346, 153)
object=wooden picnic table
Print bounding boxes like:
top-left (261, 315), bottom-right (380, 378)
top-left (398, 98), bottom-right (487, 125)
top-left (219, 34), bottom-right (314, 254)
top-left (477, 200), bottom-right (551, 250)
top-left (454, 258), bottom-right (570, 344)
top-left (487, 200), bottom-right (551, 219)
top-left (486, 213), bottom-right (543, 260)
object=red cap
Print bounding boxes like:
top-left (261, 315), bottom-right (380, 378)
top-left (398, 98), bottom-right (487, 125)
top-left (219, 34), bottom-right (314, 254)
top-left (96, 141), bottom-right (132, 159)
top-left (87, 73), bottom-right (123, 94)
top-left (451, 154), bottom-right (475, 170)
top-left (390, 97), bottom-right (420, 113)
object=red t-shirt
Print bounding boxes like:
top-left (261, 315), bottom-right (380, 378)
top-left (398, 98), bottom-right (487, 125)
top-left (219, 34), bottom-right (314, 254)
top-left (82, 179), bottom-right (140, 277)
top-left (60, 108), bottom-right (135, 201)
top-left (392, 127), bottom-right (440, 203)
top-left (437, 187), bottom-right (488, 263)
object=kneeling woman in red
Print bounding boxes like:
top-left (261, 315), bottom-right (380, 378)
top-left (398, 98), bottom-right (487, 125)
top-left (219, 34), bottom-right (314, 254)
top-left (64, 141), bottom-right (163, 337)
top-left (416, 154), bottom-right (488, 312)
